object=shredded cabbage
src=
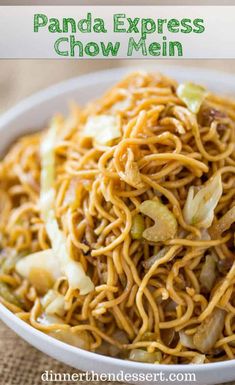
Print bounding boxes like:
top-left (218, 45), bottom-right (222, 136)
top-left (40, 120), bottom-right (94, 295)
top-left (41, 289), bottom-right (65, 317)
top-left (183, 173), bottom-right (223, 228)
top-left (177, 82), bottom-right (208, 114)
top-left (17, 251), bottom-right (54, 278)
top-left (83, 115), bottom-right (121, 145)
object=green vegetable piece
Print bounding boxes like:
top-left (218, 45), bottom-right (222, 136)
top-left (131, 214), bottom-right (145, 240)
top-left (177, 82), bottom-right (208, 114)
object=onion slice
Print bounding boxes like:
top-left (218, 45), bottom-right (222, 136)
top-left (193, 308), bottom-right (225, 353)
top-left (199, 254), bottom-right (217, 293)
top-left (179, 330), bottom-right (196, 349)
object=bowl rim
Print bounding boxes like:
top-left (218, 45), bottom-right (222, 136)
top-left (1, 301), bottom-right (235, 374)
top-left (0, 64), bottom-right (235, 129)
top-left (0, 65), bottom-right (235, 374)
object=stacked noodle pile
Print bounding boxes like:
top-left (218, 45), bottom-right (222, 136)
top-left (0, 72), bottom-right (235, 364)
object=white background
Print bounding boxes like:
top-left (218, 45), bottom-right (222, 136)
top-left (0, 6), bottom-right (234, 58)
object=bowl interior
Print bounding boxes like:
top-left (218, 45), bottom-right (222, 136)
top-left (0, 65), bottom-right (235, 385)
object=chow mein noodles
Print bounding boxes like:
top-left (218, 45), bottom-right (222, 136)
top-left (0, 72), bottom-right (235, 364)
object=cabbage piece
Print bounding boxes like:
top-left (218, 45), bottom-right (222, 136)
top-left (45, 219), bottom-right (94, 294)
top-left (15, 249), bottom-right (60, 279)
top-left (179, 330), bottom-right (196, 349)
top-left (45, 296), bottom-right (65, 317)
top-left (41, 289), bottom-right (58, 308)
top-left (28, 269), bottom-right (54, 295)
top-left (193, 308), bottom-right (225, 353)
top-left (83, 115), bottom-right (121, 145)
top-left (191, 354), bottom-right (206, 364)
top-left (183, 174), bottom-right (222, 228)
top-left (49, 329), bottom-right (90, 350)
top-left (15, 249), bottom-right (61, 294)
top-left (37, 313), bottom-right (65, 326)
top-left (111, 97), bottom-right (131, 113)
top-left (41, 289), bottom-right (65, 317)
top-left (177, 82), bottom-right (208, 114)
top-left (40, 120), bottom-right (57, 222)
top-left (199, 254), bottom-right (217, 293)
top-left (129, 349), bottom-right (162, 363)
top-left (40, 121), bottom-right (94, 295)
top-left (139, 199), bottom-right (177, 242)
top-left (0, 248), bottom-right (23, 274)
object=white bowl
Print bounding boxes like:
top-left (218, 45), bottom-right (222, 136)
top-left (0, 66), bottom-right (235, 385)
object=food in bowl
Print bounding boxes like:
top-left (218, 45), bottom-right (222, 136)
top-left (0, 71), bottom-right (234, 365)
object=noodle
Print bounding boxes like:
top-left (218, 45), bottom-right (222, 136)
top-left (0, 71), bottom-right (235, 364)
